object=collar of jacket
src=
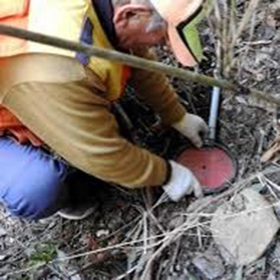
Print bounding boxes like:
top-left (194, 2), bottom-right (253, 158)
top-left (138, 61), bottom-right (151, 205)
top-left (92, 0), bottom-right (120, 49)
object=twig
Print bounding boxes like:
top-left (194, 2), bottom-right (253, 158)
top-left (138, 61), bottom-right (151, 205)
top-left (231, 0), bottom-right (261, 48)
top-left (0, 24), bottom-right (279, 107)
top-left (139, 189), bottom-right (154, 280)
top-left (244, 40), bottom-right (273, 46)
top-left (228, 0), bottom-right (260, 74)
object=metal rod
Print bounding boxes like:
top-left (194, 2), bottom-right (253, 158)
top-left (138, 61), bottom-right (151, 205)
top-left (208, 87), bottom-right (221, 141)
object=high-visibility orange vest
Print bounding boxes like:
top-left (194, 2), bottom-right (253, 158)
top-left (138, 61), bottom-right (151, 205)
top-left (0, 1), bottom-right (41, 145)
top-left (0, 0), bottom-right (132, 146)
top-left (0, 105), bottom-right (43, 146)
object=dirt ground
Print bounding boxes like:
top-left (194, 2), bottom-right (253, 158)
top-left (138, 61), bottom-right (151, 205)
top-left (1, 0), bottom-right (280, 279)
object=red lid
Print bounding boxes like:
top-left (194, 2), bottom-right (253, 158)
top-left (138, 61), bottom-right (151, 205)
top-left (177, 146), bottom-right (236, 192)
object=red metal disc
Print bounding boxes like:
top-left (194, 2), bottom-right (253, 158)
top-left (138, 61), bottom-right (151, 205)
top-left (177, 146), bottom-right (236, 193)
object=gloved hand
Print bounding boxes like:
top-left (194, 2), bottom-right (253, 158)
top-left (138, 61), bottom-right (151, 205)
top-left (172, 113), bottom-right (208, 148)
top-left (162, 161), bottom-right (203, 201)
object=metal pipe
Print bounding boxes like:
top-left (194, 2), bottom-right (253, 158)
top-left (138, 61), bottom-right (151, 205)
top-left (208, 86), bottom-right (221, 141)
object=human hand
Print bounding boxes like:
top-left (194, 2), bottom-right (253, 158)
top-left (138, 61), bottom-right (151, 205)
top-left (162, 161), bottom-right (203, 201)
top-left (172, 113), bottom-right (208, 148)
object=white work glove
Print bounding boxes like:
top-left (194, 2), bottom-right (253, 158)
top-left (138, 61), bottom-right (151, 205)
top-left (172, 113), bottom-right (208, 148)
top-left (162, 161), bottom-right (203, 201)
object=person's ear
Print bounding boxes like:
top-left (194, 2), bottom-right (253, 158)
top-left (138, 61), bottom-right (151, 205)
top-left (113, 4), bottom-right (151, 26)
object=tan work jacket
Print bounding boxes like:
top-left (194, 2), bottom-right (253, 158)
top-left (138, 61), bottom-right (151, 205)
top-left (0, 0), bottom-right (186, 188)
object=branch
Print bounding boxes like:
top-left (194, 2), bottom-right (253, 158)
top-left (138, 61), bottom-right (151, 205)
top-left (0, 24), bottom-right (279, 106)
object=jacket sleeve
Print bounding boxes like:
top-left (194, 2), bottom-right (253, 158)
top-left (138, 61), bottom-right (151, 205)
top-left (4, 78), bottom-right (169, 189)
top-left (129, 47), bottom-right (186, 126)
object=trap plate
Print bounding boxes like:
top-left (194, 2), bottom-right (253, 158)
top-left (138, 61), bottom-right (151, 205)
top-left (177, 144), bottom-right (237, 193)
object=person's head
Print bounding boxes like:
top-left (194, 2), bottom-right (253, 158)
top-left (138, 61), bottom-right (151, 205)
top-left (113, 0), bottom-right (204, 66)
top-left (113, 0), bottom-right (167, 49)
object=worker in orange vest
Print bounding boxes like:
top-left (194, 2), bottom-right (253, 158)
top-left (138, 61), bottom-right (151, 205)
top-left (0, 0), bottom-right (207, 220)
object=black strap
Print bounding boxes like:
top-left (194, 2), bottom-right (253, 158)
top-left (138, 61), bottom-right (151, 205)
top-left (92, 0), bottom-right (119, 48)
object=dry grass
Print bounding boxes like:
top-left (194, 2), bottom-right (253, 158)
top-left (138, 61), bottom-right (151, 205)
top-left (4, 167), bottom-right (280, 279)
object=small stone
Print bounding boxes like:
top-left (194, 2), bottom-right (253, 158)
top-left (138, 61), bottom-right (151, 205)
top-left (7, 237), bottom-right (14, 244)
top-left (96, 229), bottom-right (109, 238)
top-left (0, 255), bottom-right (7, 261)
top-left (211, 188), bottom-right (280, 266)
top-left (255, 73), bottom-right (266, 82)
top-left (192, 250), bottom-right (225, 279)
top-left (236, 96), bottom-right (248, 105)
top-left (175, 264), bottom-right (181, 272)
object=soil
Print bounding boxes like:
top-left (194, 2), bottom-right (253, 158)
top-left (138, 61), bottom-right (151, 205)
top-left (1, 0), bottom-right (280, 279)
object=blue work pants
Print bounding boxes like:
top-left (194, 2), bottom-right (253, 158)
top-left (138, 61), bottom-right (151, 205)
top-left (0, 137), bottom-right (68, 220)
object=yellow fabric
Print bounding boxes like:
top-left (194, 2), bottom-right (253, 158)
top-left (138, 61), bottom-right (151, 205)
top-left (0, 54), bottom-right (86, 100)
top-left (0, 0), bottom-right (129, 100)
top-left (0, 0), bottom-right (29, 18)
top-left (26, 0), bottom-right (88, 57)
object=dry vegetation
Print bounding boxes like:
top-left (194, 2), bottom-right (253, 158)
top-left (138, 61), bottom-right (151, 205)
top-left (1, 0), bottom-right (280, 279)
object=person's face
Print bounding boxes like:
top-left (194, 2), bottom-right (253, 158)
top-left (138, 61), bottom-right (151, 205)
top-left (114, 8), bottom-right (167, 49)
